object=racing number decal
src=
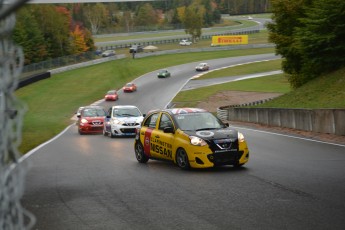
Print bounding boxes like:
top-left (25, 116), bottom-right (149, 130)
top-left (144, 128), bottom-right (154, 156)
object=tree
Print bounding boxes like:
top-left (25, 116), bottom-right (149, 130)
top-left (82, 3), bottom-right (108, 34)
top-left (268, 0), bottom-right (345, 88)
top-left (13, 7), bottom-right (48, 64)
top-left (183, 1), bottom-right (205, 42)
top-left (134, 3), bottom-right (159, 27)
top-left (70, 24), bottom-right (89, 54)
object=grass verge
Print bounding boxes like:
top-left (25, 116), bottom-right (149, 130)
top-left (15, 48), bottom-right (274, 154)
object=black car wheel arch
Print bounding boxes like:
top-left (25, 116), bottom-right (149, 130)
top-left (135, 142), bottom-right (149, 163)
top-left (176, 148), bottom-right (190, 170)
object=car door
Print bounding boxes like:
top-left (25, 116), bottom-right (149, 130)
top-left (149, 113), bottom-right (175, 161)
top-left (140, 112), bottom-right (159, 157)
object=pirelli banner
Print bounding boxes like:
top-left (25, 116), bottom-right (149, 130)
top-left (212, 35), bottom-right (248, 45)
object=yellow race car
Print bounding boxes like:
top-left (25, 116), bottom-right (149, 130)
top-left (134, 108), bottom-right (249, 169)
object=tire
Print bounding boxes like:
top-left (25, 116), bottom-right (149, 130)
top-left (103, 129), bottom-right (107, 136)
top-left (233, 163), bottom-right (244, 168)
top-left (134, 142), bottom-right (149, 163)
top-left (176, 148), bottom-right (190, 170)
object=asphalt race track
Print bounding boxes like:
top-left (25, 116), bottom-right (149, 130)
top-left (22, 54), bottom-right (345, 230)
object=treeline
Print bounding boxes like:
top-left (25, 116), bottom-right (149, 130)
top-left (13, 0), bottom-right (271, 65)
top-left (267, 0), bottom-right (345, 88)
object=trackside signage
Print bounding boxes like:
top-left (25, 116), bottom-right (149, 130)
top-left (212, 35), bottom-right (248, 45)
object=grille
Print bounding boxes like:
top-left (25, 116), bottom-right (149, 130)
top-left (120, 128), bottom-right (136, 133)
top-left (123, 122), bottom-right (139, 127)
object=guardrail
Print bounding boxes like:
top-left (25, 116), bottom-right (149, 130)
top-left (217, 107), bottom-right (345, 136)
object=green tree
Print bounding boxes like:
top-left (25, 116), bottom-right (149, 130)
top-left (183, 1), bottom-right (205, 42)
top-left (294, 0), bottom-right (345, 85)
top-left (134, 3), bottom-right (159, 27)
top-left (268, 0), bottom-right (344, 88)
top-left (34, 5), bottom-right (72, 57)
top-left (13, 7), bottom-right (48, 64)
top-left (267, 0), bottom-right (312, 88)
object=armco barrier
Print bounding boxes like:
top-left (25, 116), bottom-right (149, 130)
top-left (217, 107), bottom-right (345, 136)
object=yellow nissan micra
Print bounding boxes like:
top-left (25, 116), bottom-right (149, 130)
top-left (134, 108), bottom-right (249, 170)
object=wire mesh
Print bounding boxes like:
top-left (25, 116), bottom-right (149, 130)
top-left (1, 0), bottom-right (36, 229)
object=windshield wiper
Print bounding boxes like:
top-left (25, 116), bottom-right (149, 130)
top-left (195, 128), bottom-right (216, 131)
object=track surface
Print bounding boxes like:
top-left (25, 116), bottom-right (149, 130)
top-left (22, 54), bottom-right (345, 230)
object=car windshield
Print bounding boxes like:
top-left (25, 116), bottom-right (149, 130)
top-left (174, 112), bottom-right (225, 131)
top-left (113, 108), bottom-right (141, 117)
top-left (83, 108), bottom-right (106, 117)
top-left (107, 90), bottom-right (116, 95)
top-left (126, 83), bottom-right (133, 87)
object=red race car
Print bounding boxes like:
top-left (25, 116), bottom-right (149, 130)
top-left (104, 90), bottom-right (119, 101)
top-left (77, 106), bottom-right (106, 135)
top-left (123, 82), bottom-right (137, 92)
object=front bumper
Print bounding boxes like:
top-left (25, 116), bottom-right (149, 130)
top-left (110, 124), bottom-right (140, 136)
top-left (187, 142), bottom-right (249, 168)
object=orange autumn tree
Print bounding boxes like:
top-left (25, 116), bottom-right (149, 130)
top-left (70, 24), bottom-right (89, 54)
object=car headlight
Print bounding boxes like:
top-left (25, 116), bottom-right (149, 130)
top-left (238, 132), bottom-right (245, 142)
top-left (112, 119), bottom-right (124, 125)
top-left (189, 136), bottom-right (207, 146)
top-left (81, 118), bottom-right (88, 124)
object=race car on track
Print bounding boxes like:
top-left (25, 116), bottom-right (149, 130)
top-left (195, 63), bottom-right (209, 71)
top-left (123, 82), bottom-right (137, 92)
top-left (104, 90), bottom-right (119, 101)
top-left (77, 106), bottom-right (106, 135)
top-left (103, 105), bottom-right (144, 137)
top-left (134, 108), bottom-right (249, 169)
top-left (157, 69), bottom-right (171, 78)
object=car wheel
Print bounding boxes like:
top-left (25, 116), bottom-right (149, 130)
top-left (176, 148), bottom-right (190, 170)
top-left (110, 132), bottom-right (116, 138)
top-left (233, 163), bottom-right (244, 168)
top-left (78, 130), bottom-right (84, 135)
top-left (135, 142), bottom-right (149, 163)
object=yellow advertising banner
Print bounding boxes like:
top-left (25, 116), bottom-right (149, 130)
top-left (212, 35), bottom-right (248, 45)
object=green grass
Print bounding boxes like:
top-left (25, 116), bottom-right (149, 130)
top-left (197, 58), bottom-right (282, 79)
top-left (15, 47), bottom-right (274, 153)
top-left (256, 68), bottom-right (345, 108)
top-left (173, 73), bottom-right (291, 108)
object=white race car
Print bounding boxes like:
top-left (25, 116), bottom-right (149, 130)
top-left (103, 105), bottom-right (144, 137)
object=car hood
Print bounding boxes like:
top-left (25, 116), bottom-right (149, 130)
top-left (83, 116), bottom-right (105, 121)
top-left (182, 128), bottom-right (238, 141)
top-left (110, 116), bottom-right (143, 123)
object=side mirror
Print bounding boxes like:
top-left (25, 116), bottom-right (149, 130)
top-left (106, 115), bottom-right (111, 119)
top-left (224, 123), bottom-right (229, 127)
top-left (163, 127), bottom-right (174, 134)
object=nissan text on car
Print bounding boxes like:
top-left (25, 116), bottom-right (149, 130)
top-left (103, 105), bottom-right (144, 137)
top-left (77, 106), bottom-right (106, 135)
top-left (134, 108), bottom-right (249, 169)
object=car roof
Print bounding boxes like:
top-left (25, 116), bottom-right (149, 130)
top-left (158, 108), bottom-right (207, 115)
top-left (112, 105), bottom-right (139, 109)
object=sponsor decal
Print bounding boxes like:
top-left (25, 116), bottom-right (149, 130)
top-left (144, 129), bottom-right (153, 156)
top-left (212, 35), bottom-right (248, 45)
top-left (196, 131), bottom-right (214, 138)
top-left (150, 138), bottom-right (173, 159)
